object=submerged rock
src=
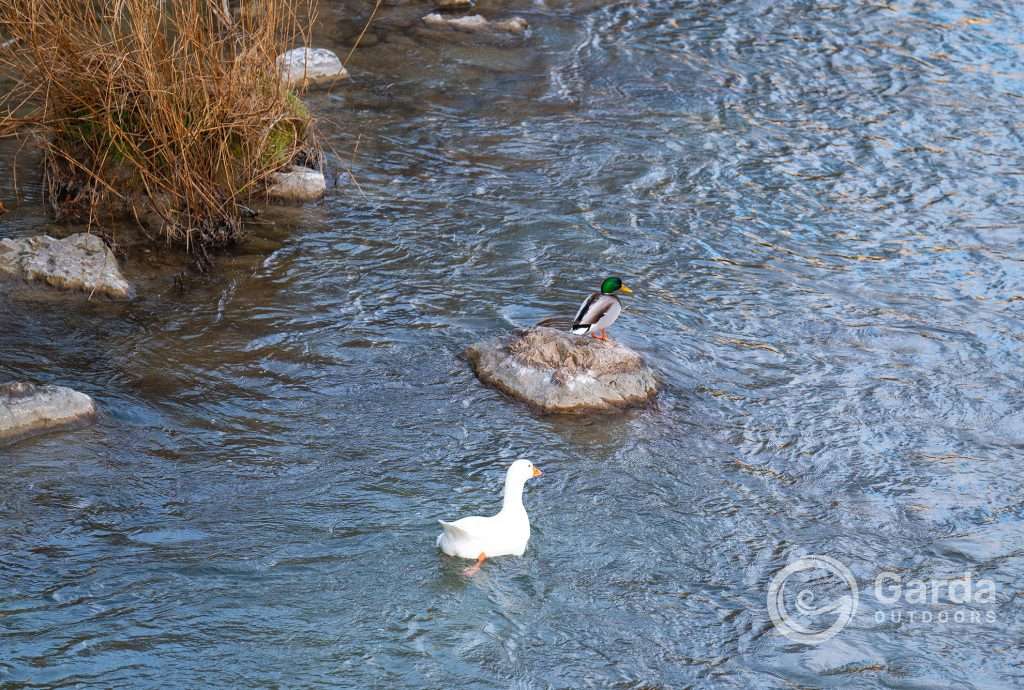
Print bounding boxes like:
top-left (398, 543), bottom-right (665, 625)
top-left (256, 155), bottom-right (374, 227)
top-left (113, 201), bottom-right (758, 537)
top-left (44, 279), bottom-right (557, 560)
top-left (466, 326), bottom-right (658, 414)
top-left (0, 381), bottom-right (96, 442)
top-left (277, 48), bottom-right (350, 87)
top-left (266, 166), bottom-right (327, 202)
top-left (0, 233), bottom-right (132, 299)
top-left (423, 13), bottom-right (528, 34)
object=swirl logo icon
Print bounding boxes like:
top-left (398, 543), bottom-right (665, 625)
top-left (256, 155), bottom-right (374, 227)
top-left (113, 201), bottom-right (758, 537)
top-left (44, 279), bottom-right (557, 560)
top-left (767, 555), bottom-right (858, 644)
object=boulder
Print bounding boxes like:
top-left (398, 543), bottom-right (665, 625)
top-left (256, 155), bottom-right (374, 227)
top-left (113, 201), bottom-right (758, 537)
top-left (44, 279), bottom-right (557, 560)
top-left (277, 48), bottom-right (349, 88)
top-left (436, 0), bottom-right (473, 9)
top-left (266, 166), bottom-right (327, 202)
top-left (0, 381), bottom-right (96, 442)
top-left (423, 13), bottom-right (528, 34)
top-left (466, 326), bottom-right (658, 414)
top-left (0, 233), bottom-right (132, 299)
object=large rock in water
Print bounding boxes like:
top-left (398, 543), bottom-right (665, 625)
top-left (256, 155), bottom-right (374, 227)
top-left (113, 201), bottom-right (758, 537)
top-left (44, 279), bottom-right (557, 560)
top-left (466, 327), bottom-right (658, 414)
top-left (0, 382), bottom-right (96, 442)
top-left (0, 233), bottom-right (132, 299)
top-left (266, 166), bottom-right (327, 202)
top-left (277, 48), bottom-right (349, 88)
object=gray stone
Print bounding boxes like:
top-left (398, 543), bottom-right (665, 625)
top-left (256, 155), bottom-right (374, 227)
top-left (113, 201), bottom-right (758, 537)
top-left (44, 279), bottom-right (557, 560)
top-left (266, 166), bottom-right (327, 202)
top-left (277, 48), bottom-right (349, 87)
top-left (0, 233), bottom-right (132, 299)
top-left (0, 381), bottom-right (96, 442)
top-left (466, 326), bottom-right (658, 414)
top-left (491, 17), bottom-right (529, 34)
top-left (423, 13), bottom-right (528, 34)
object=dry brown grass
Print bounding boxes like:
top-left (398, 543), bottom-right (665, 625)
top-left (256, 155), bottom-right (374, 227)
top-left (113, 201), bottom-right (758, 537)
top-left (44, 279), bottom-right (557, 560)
top-left (0, 0), bottom-right (319, 259)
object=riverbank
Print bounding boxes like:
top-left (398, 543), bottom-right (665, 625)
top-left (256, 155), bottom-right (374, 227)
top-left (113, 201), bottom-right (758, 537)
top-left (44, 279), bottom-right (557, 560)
top-left (0, 0), bottom-right (326, 257)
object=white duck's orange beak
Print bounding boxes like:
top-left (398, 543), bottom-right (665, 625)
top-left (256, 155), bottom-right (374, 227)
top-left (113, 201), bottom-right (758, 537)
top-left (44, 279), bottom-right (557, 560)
top-left (532, 466), bottom-right (543, 478)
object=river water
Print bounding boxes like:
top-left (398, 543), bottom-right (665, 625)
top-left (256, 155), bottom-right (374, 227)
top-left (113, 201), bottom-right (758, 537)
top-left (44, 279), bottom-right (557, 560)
top-left (2, 0), bottom-right (1023, 687)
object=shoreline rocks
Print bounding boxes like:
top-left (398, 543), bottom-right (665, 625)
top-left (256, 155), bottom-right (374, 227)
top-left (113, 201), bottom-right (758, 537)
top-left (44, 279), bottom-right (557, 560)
top-left (0, 381), bottom-right (96, 442)
top-left (423, 13), bottom-right (528, 34)
top-left (277, 48), bottom-right (349, 88)
top-left (266, 166), bottom-right (327, 202)
top-left (466, 326), bottom-right (658, 414)
top-left (0, 233), bottom-right (132, 299)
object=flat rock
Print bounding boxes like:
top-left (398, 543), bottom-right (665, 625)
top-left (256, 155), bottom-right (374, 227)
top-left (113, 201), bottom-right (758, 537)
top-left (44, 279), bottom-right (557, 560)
top-left (277, 48), bottom-right (349, 87)
top-left (0, 233), bottom-right (132, 299)
top-left (423, 13), bottom-right (528, 34)
top-left (0, 381), bottom-right (96, 442)
top-left (466, 326), bottom-right (658, 414)
top-left (266, 166), bottom-right (327, 202)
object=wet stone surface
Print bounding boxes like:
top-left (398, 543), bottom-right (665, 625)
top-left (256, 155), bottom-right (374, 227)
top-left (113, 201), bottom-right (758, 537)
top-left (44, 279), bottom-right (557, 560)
top-left (466, 327), bottom-right (658, 414)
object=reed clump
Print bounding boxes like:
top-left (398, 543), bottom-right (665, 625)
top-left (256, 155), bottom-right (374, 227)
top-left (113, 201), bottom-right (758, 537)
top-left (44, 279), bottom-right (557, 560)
top-left (0, 0), bottom-right (319, 257)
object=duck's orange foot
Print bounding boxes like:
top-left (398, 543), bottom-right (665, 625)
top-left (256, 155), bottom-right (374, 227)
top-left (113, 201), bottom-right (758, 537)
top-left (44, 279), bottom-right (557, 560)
top-left (593, 329), bottom-right (609, 341)
top-left (463, 552), bottom-right (487, 577)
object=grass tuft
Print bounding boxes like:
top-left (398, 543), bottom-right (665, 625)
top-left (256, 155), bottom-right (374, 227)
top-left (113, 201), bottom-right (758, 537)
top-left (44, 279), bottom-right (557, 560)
top-left (0, 0), bottom-right (320, 258)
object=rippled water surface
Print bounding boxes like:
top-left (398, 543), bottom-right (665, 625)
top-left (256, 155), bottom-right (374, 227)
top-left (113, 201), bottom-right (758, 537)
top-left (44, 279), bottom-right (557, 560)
top-left (3, 0), bottom-right (1024, 687)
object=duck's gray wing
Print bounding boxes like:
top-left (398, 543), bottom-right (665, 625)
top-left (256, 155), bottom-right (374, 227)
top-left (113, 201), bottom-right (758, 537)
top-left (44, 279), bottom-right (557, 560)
top-left (573, 293), bottom-right (617, 328)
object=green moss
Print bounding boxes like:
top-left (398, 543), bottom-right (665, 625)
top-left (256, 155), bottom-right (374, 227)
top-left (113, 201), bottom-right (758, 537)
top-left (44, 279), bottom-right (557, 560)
top-left (259, 92), bottom-right (311, 169)
top-left (261, 122), bottom-right (297, 169)
top-left (285, 91), bottom-right (310, 120)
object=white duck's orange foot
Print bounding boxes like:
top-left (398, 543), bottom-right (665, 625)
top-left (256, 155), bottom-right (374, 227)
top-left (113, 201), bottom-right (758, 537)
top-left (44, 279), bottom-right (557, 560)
top-left (463, 552), bottom-right (487, 577)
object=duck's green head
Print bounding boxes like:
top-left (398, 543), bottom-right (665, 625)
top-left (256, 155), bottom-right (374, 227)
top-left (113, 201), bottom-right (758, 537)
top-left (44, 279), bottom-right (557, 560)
top-left (600, 276), bottom-right (633, 295)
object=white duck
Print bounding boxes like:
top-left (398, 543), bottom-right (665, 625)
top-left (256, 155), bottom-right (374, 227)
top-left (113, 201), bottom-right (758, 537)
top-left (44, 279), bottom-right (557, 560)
top-left (437, 459), bottom-right (543, 575)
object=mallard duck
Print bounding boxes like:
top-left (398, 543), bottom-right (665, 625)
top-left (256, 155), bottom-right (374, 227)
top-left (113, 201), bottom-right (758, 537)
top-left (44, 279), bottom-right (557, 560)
top-left (437, 459), bottom-right (543, 576)
top-left (570, 276), bottom-right (633, 340)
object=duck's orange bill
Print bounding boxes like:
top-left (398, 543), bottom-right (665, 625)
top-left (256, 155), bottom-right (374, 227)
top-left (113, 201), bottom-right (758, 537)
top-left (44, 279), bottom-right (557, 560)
top-left (532, 466), bottom-right (543, 477)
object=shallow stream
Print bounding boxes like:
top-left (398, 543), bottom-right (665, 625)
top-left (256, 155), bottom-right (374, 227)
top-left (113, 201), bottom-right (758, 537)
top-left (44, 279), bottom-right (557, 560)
top-left (2, 0), bottom-right (1023, 687)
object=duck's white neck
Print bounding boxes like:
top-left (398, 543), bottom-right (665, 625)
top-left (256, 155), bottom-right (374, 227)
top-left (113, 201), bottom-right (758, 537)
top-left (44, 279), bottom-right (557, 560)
top-left (501, 477), bottom-right (527, 514)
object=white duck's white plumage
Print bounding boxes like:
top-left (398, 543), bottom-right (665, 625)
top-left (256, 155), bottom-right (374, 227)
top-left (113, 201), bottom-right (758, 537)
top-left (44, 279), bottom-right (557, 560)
top-left (437, 459), bottom-right (541, 560)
